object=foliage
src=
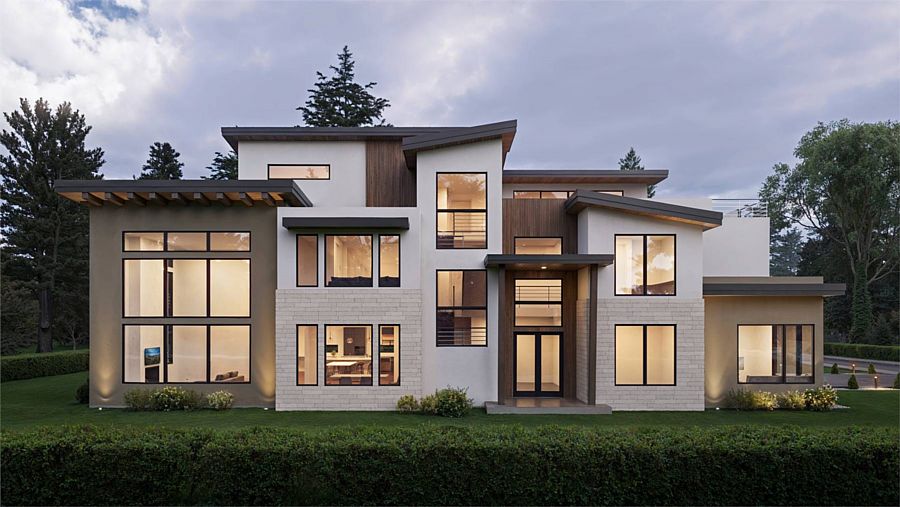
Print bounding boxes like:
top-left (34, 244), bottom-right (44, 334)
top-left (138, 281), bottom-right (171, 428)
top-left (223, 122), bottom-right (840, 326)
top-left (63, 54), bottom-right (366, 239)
top-left (804, 385), bottom-right (838, 411)
top-left (1, 98), bottom-right (103, 352)
top-left (775, 391), bottom-right (806, 410)
top-left (298, 45), bottom-right (390, 127)
top-left (136, 141), bottom-right (183, 180)
top-left (829, 363), bottom-right (839, 374)
top-left (824, 342), bottom-right (900, 362)
top-left (419, 393), bottom-right (438, 415)
top-left (770, 228), bottom-right (803, 275)
top-left (431, 387), bottom-right (473, 417)
top-left (75, 378), bottom-right (89, 404)
top-left (149, 386), bottom-right (202, 411)
top-left (723, 389), bottom-right (776, 410)
top-left (2, 425), bottom-right (897, 506)
top-left (867, 363), bottom-right (877, 375)
top-left (893, 373), bottom-right (899, 390)
top-left (618, 147), bottom-right (655, 197)
top-left (0, 349), bottom-right (89, 382)
top-left (203, 150), bottom-right (238, 180)
top-left (395, 394), bottom-right (419, 413)
top-left (205, 391), bottom-right (234, 411)
top-left (123, 389), bottom-right (153, 411)
top-left (847, 374), bottom-right (859, 390)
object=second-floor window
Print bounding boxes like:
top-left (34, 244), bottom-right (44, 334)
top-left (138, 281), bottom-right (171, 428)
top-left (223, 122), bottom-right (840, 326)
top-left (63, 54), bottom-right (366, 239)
top-left (436, 173), bottom-right (487, 249)
top-left (325, 235), bottom-right (372, 287)
top-left (615, 235), bottom-right (675, 296)
top-left (268, 164), bottom-right (330, 180)
top-left (514, 237), bottom-right (562, 255)
top-left (436, 270), bottom-right (487, 346)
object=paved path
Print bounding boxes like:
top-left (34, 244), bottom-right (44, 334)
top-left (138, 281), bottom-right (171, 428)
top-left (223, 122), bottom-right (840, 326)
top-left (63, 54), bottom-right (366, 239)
top-left (824, 355), bottom-right (899, 376)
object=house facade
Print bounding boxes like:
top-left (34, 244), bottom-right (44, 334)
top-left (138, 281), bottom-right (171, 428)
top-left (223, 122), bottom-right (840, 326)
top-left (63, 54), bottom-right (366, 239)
top-left (57, 120), bottom-right (844, 411)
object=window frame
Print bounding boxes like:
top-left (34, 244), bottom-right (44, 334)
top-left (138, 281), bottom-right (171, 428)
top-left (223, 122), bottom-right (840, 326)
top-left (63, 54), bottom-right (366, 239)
top-left (378, 324), bottom-right (401, 386)
top-left (378, 235), bottom-right (401, 287)
top-left (121, 324), bottom-right (251, 385)
top-left (122, 231), bottom-right (251, 252)
top-left (513, 278), bottom-right (563, 327)
top-left (267, 164), bottom-right (331, 180)
top-left (295, 234), bottom-right (319, 287)
top-left (324, 324), bottom-right (374, 386)
top-left (435, 172), bottom-right (488, 250)
top-left (513, 236), bottom-right (564, 255)
top-left (296, 324), bottom-right (319, 386)
top-left (324, 234), bottom-right (374, 288)
top-left (435, 269), bottom-right (488, 347)
top-left (736, 324), bottom-right (816, 385)
top-left (614, 234), bottom-right (677, 296)
top-left (613, 324), bottom-right (677, 386)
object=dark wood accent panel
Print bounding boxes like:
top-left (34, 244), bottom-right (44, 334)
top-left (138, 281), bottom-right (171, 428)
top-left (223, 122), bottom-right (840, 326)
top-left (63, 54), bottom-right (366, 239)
top-left (502, 198), bottom-right (578, 254)
top-left (366, 141), bottom-right (416, 207)
top-left (498, 269), bottom-right (578, 400)
top-left (588, 264), bottom-right (598, 404)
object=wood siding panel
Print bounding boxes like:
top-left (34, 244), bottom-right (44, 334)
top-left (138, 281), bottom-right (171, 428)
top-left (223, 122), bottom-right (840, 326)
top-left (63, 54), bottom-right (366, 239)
top-left (502, 198), bottom-right (578, 254)
top-left (366, 141), bottom-right (416, 207)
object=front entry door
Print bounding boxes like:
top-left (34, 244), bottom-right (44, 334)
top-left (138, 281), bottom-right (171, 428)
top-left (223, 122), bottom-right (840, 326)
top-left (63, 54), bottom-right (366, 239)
top-left (514, 333), bottom-right (562, 396)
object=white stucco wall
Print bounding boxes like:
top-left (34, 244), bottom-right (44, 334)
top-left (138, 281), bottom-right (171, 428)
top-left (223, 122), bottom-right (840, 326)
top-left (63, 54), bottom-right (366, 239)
top-left (502, 182), bottom-right (648, 199)
top-left (702, 217), bottom-right (770, 276)
top-left (237, 141), bottom-right (367, 207)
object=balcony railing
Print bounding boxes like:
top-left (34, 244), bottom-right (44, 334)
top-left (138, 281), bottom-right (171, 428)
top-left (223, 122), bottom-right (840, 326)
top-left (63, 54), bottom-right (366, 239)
top-left (711, 199), bottom-right (768, 218)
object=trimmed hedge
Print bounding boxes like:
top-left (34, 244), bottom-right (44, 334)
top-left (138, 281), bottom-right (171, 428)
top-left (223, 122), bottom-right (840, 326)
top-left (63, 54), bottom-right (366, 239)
top-left (2, 425), bottom-right (897, 505)
top-left (0, 349), bottom-right (89, 382)
top-left (824, 342), bottom-right (900, 362)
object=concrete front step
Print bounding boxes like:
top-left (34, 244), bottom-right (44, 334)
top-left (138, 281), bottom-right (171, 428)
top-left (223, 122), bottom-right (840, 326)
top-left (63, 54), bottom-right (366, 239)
top-left (485, 399), bottom-right (613, 415)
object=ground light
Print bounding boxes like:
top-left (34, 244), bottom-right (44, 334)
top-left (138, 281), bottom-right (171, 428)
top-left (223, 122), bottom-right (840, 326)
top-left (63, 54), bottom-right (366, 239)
top-left (874, 376), bottom-right (878, 389)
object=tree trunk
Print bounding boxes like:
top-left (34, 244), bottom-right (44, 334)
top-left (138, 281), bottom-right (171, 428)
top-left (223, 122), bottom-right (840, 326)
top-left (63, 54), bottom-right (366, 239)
top-left (849, 261), bottom-right (873, 342)
top-left (36, 288), bottom-right (53, 353)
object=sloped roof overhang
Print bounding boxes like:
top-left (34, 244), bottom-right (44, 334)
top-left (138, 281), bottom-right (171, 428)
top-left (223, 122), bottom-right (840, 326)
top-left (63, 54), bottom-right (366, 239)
top-left (564, 189), bottom-right (722, 229)
top-left (55, 179), bottom-right (312, 207)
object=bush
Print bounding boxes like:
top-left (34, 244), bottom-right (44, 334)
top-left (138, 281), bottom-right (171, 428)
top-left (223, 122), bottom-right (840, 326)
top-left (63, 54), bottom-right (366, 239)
top-left (723, 389), bottom-right (775, 410)
top-left (124, 389), bottom-right (153, 411)
top-left (829, 363), bottom-right (840, 374)
top-left (74, 379), bottom-right (89, 404)
top-left (1, 426), bottom-right (897, 506)
top-left (775, 390), bottom-right (805, 410)
top-left (867, 363), bottom-right (877, 374)
top-left (893, 373), bottom-right (900, 390)
top-left (419, 393), bottom-right (438, 415)
top-left (431, 387), bottom-right (473, 417)
top-left (804, 384), bottom-right (838, 411)
top-left (395, 394), bottom-right (419, 413)
top-left (847, 374), bottom-right (859, 389)
top-left (205, 391), bottom-right (234, 411)
top-left (824, 342), bottom-right (899, 362)
top-left (0, 349), bottom-right (89, 382)
top-left (150, 386), bottom-right (203, 411)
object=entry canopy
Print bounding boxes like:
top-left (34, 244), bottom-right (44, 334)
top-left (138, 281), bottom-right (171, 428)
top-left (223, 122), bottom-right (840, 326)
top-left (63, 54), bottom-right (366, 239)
top-left (55, 179), bottom-right (311, 207)
top-left (484, 254), bottom-right (614, 271)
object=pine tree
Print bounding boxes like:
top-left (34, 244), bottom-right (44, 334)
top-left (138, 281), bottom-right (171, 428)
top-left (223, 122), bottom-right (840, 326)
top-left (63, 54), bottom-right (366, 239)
top-left (298, 45), bottom-right (390, 127)
top-left (1, 98), bottom-right (104, 352)
top-left (203, 150), bottom-right (238, 180)
top-left (770, 228), bottom-right (803, 275)
top-left (137, 142), bottom-right (183, 180)
top-left (618, 147), bottom-right (655, 197)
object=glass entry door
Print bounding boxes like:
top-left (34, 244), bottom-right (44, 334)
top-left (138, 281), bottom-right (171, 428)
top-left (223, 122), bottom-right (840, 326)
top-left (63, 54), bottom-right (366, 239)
top-left (514, 333), bottom-right (562, 396)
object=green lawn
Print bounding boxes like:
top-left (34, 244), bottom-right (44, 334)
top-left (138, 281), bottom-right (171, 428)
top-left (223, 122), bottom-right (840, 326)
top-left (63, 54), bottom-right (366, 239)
top-left (2, 372), bottom-right (899, 432)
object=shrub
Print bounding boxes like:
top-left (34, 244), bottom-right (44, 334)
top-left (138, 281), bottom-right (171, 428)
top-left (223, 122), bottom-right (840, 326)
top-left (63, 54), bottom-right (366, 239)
top-left (205, 391), bottom-right (234, 411)
top-left (723, 389), bottom-right (775, 410)
top-left (823, 342), bottom-right (899, 362)
top-left (419, 393), bottom-right (438, 415)
top-left (847, 374), bottom-right (859, 389)
top-left (1, 426), bottom-right (897, 506)
top-left (829, 363), bottom-right (840, 374)
top-left (74, 379), bottom-right (89, 404)
top-left (893, 373), bottom-right (900, 390)
top-left (775, 390), bottom-right (805, 410)
top-left (867, 363), bottom-right (877, 374)
top-left (432, 386), bottom-right (473, 417)
top-left (148, 386), bottom-right (202, 411)
top-left (804, 384), bottom-right (838, 411)
top-left (0, 349), bottom-right (89, 382)
top-left (124, 389), bottom-right (153, 411)
top-left (395, 394), bottom-right (419, 413)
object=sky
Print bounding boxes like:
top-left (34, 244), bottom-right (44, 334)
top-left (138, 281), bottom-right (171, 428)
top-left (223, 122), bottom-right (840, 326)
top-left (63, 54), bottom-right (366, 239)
top-left (1, 0), bottom-right (897, 197)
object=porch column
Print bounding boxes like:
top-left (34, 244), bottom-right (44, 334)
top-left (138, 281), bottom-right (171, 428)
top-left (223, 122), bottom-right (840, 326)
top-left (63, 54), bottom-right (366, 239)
top-left (588, 264), bottom-right (598, 404)
top-left (497, 265), bottom-right (507, 404)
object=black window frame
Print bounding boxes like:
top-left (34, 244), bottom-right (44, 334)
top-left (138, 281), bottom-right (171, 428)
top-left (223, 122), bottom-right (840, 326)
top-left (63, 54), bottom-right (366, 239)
top-left (513, 278), bottom-right (563, 327)
top-left (267, 164), bottom-right (331, 180)
top-left (378, 324), bottom-right (401, 386)
top-left (737, 324), bottom-right (816, 385)
top-left (324, 234), bottom-right (374, 288)
top-left (378, 235), bottom-right (401, 287)
top-left (614, 234), bottom-right (677, 296)
top-left (324, 324), bottom-right (374, 386)
top-left (296, 324), bottom-right (319, 386)
top-left (436, 269), bottom-right (488, 347)
top-left (295, 234), bottom-right (319, 287)
top-left (613, 324), bottom-right (677, 386)
top-left (436, 172), bottom-right (488, 250)
top-left (122, 231), bottom-right (251, 252)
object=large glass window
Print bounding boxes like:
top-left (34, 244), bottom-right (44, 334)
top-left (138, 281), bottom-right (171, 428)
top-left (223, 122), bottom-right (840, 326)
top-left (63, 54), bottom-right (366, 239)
top-left (123, 260), bottom-right (164, 317)
top-left (379, 325), bottom-right (400, 386)
top-left (514, 279), bottom-right (562, 326)
top-left (437, 173), bottom-right (487, 249)
top-left (325, 325), bottom-right (372, 385)
top-left (210, 259), bottom-right (250, 317)
top-left (436, 270), bottom-right (487, 346)
top-left (615, 325), bottom-right (675, 385)
top-left (514, 237), bottom-right (562, 255)
top-left (167, 326), bottom-right (207, 383)
top-left (297, 325), bottom-right (318, 385)
top-left (379, 235), bottom-right (400, 287)
top-left (296, 235), bottom-right (318, 287)
top-left (168, 259), bottom-right (207, 317)
top-left (123, 325), bottom-right (164, 383)
top-left (123, 325), bottom-right (249, 384)
top-left (210, 325), bottom-right (250, 383)
top-left (125, 259), bottom-right (249, 318)
top-left (268, 164), bottom-right (330, 180)
top-left (615, 235), bottom-right (675, 295)
top-left (326, 235), bottom-right (372, 287)
top-left (124, 232), bottom-right (250, 252)
top-left (738, 325), bottom-right (814, 384)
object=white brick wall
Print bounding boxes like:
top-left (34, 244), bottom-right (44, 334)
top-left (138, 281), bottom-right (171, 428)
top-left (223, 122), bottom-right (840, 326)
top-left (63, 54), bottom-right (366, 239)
top-left (575, 300), bottom-right (590, 403)
top-left (595, 298), bottom-right (705, 411)
top-left (275, 289), bottom-right (423, 410)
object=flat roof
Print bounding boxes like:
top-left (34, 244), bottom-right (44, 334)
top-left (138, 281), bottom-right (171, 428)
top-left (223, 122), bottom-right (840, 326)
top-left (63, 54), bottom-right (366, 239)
top-left (503, 169), bottom-right (669, 185)
top-left (564, 189), bottom-right (722, 229)
top-left (55, 179), bottom-right (312, 207)
top-left (282, 217), bottom-right (409, 230)
top-left (484, 254), bottom-right (614, 271)
top-left (703, 277), bottom-right (846, 296)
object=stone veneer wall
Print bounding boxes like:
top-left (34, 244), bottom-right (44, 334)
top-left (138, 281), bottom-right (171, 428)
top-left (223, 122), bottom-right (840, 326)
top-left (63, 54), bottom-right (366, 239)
top-left (595, 298), bottom-right (705, 411)
top-left (275, 289), bottom-right (422, 410)
top-left (575, 300), bottom-right (590, 403)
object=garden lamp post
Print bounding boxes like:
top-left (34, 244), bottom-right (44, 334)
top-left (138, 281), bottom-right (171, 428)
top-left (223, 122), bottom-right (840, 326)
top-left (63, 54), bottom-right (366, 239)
top-left (873, 376), bottom-right (878, 389)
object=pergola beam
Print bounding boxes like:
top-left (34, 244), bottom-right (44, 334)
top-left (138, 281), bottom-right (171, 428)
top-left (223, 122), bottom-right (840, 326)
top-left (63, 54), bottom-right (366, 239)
top-left (82, 192), bottom-right (103, 207)
top-left (148, 192), bottom-right (168, 206)
top-left (104, 192), bottom-right (124, 206)
top-left (169, 192), bottom-right (188, 205)
top-left (193, 193), bottom-right (210, 206)
top-left (261, 192), bottom-right (276, 207)
top-left (127, 192), bottom-right (146, 206)
top-left (238, 192), bottom-right (254, 207)
top-left (216, 192), bottom-right (232, 206)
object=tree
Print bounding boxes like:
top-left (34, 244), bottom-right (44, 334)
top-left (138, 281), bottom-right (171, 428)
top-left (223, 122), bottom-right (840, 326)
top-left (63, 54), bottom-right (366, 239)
top-left (1, 98), bottom-right (104, 352)
top-left (203, 150), bottom-right (238, 180)
top-left (760, 120), bottom-right (899, 341)
top-left (298, 45), bottom-right (390, 127)
top-left (619, 147), bottom-right (655, 197)
top-left (769, 228), bottom-right (803, 275)
top-left (137, 142), bottom-right (183, 180)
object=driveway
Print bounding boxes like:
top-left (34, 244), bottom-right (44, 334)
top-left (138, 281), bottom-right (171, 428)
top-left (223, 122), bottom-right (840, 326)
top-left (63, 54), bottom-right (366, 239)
top-left (824, 355), bottom-right (899, 376)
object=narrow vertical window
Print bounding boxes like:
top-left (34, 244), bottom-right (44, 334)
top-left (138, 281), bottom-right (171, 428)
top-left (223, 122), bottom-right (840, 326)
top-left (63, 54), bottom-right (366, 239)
top-left (168, 259), bottom-right (207, 317)
top-left (167, 326), bottom-right (208, 383)
top-left (210, 325), bottom-right (250, 383)
top-left (436, 173), bottom-right (487, 248)
top-left (296, 325), bottom-right (318, 385)
top-left (123, 325), bottom-right (164, 383)
top-left (379, 325), bottom-right (400, 385)
top-left (379, 235), bottom-right (400, 287)
top-left (325, 235), bottom-right (372, 287)
top-left (123, 259), bottom-right (164, 317)
top-left (209, 259), bottom-right (250, 317)
top-left (296, 235), bottom-right (318, 287)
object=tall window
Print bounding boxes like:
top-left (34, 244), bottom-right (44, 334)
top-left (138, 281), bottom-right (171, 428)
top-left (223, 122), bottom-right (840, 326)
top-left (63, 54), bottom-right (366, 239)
top-left (210, 326), bottom-right (250, 382)
top-left (436, 173), bottom-right (487, 249)
top-left (379, 325), bottom-right (400, 385)
top-left (514, 279), bottom-right (562, 326)
top-left (738, 325), bottom-right (814, 384)
top-left (296, 325), bottom-right (318, 385)
top-left (615, 235), bottom-right (675, 295)
top-left (615, 325), bottom-right (675, 386)
top-left (296, 235), bottom-right (318, 287)
top-left (436, 270), bottom-right (487, 346)
top-left (514, 237), bottom-right (562, 255)
top-left (379, 235), bottom-right (400, 287)
top-left (268, 164), bottom-right (330, 180)
top-left (325, 235), bottom-right (372, 287)
top-left (123, 260), bottom-right (164, 317)
top-left (325, 325), bottom-right (372, 385)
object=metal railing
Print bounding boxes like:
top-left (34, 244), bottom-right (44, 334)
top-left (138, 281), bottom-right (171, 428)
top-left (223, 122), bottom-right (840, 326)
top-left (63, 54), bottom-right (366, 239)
top-left (711, 199), bottom-right (768, 218)
top-left (437, 211), bottom-right (487, 248)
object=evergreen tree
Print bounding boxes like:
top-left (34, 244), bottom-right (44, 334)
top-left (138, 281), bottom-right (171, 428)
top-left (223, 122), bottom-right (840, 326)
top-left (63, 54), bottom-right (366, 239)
top-left (1, 98), bottom-right (104, 352)
top-left (618, 147), bottom-right (655, 197)
top-left (298, 45), bottom-right (391, 127)
top-left (203, 150), bottom-right (238, 180)
top-left (769, 228), bottom-right (803, 275)
top-left (137, 142), bottom-right (183, 180)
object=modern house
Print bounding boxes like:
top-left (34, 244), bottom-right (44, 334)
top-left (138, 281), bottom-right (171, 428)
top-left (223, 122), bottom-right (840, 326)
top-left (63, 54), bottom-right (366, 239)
top-left (56, 120), bottom-right (844, 411)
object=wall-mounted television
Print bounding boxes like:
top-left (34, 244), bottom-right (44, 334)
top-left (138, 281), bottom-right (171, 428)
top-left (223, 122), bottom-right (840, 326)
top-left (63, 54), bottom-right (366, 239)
top-left (144, 347), bottom-right (161, 366)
